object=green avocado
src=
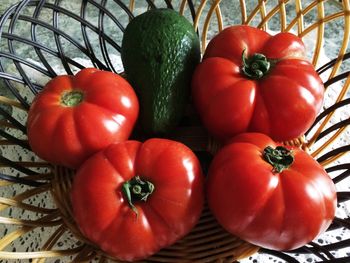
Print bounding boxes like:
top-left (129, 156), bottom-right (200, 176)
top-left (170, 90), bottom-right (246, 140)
top-left (121, 8), bottom-right (201, 135)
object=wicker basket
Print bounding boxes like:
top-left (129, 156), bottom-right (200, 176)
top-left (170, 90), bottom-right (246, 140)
top-left (0, 0), bottom-right (349, 262)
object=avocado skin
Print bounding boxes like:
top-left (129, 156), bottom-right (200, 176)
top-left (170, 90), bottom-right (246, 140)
top-left (121, 8), bottom-right (201, 135)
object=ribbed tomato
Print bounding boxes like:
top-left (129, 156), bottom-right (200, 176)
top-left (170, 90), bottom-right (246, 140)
top-left (71, 138), bottom-right (204, 261)
top-left (207, 133), bottom-right (337, 250)
top-left (192, 25), bottom-right (324, 142)
top-left (27, 68), bottom-right (139, 168)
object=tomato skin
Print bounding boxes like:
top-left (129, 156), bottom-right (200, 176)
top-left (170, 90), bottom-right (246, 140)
top-left (27, 68), bottom-right (139, 168)
top-left (207, 133), bottom-right (337, 251)
top-left (192, 25), bottom-right (324, 142)
top-left (71, 138), bottom-right (204, 261)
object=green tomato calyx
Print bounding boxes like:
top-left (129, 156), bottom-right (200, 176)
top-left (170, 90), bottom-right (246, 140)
top-left (241, 49), bottom-right (270, 79)
top-left (61, 90), bottom-right (84, 107)
top-left (263, 146), bottom-right (294, 173)
top-left (122, 176), bottom-right (155, 215)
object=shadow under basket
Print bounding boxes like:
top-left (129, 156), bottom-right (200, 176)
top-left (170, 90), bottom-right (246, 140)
top-left (0, 0), bottom-right (350, 262)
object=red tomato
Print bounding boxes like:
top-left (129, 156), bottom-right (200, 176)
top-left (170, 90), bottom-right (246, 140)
top-left (27, 68), bottom-right (139, 168)
top-left (71, 138), bottom-right (204, 261)
top-left (207, 133), bottom-right (337, 251)
top-left (192, 25), bottom-right (324, 142)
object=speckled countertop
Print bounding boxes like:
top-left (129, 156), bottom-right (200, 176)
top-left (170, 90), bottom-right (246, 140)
top-left (0, 1), bottom-right (349, 263)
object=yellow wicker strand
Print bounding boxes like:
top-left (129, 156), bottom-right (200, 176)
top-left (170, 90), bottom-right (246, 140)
top-left (0, 178), bottom-right (51, 189)
top-left (327, 0), bottom-right (350, 78)
top-left (193, 0), bottom-right (207, 33)
top-left (298, 11), bottom-right (346, 38)
top-left (295, 0), bottom-right (304, 35)
top-left (215, 1), bottom-right (224, 32)
top-left (0, 216), bottom-right (62, 227)
top-left (201, 0), bottom-right (223, 52)
top-left (0, 197), bottom-right (57, 214)
top-left (259, 0), bottom-right (267, 31)
top-left (33, 257), bottom-right (45, 263)
top-left (319, 151), bottom-right (348, 167)
top-left (239, 0), bottom-right (247, 24)
top-left (0, 187), bottom-right (51, 207)
top-left (179, 0), bottom-right (187, 15)
top-left (0, 96), bottom-right (27, 110)
top-left (308, 74), bottom-right (350, 153)
top-left (0, 228), bottom-right (32, 251)
top-left (202, 0), bottom-right (223, 53)
top-left (8, 183), bottom-right (51, 201)
top-left (234, 244), bottom-right (260, 261)
top-left (282, 135), bottom-right (308, 151)
top-left (311, 124), bottom-right (349, 159)
top-left (0, 212), bottom-right (61, 251)
top-left (312, 0), bottom-right (325, 66)
top-left (0, 247), bottom-right (84, 259)
top-left (279, 0), bottom-right (287, 32)
top-left (129, 0), bottom-right (134, 13)
top-left (246, 2), bottom-right (266, 27)
top-left (32, 225), bottom-right (67, 263)
top-left (299, 8), bottom-right (349, 148)
top-left (285, 0), bottom-right (323, 32)
top-left (257, 2), bottom-right (283, 29)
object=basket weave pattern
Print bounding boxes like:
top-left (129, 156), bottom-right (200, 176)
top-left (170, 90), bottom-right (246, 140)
top-left (0, 0), bottom-right (349, 262)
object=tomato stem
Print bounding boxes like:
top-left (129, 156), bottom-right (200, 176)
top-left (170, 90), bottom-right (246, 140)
top-left (122, 176), bottom-right (155, 215)
top-left (241, 49), bottom-right (270, 79)
top-left (61, 90), bottom-right (84, 107)
top-left (263, 146), bottom-right (294, 173)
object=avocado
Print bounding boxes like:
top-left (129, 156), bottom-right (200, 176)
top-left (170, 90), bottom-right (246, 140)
top-left (121, 8), bottom-right (200, 135)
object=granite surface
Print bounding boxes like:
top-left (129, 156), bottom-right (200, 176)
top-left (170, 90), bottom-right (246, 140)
top-left (0, 1), bottom-right (349, 263)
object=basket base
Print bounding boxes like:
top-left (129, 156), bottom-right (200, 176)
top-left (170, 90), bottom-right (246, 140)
top-left (51, 165), bottom-right (259, 262)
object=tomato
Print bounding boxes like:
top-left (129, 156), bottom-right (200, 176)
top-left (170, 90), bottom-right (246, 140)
top-left (192, 25), bottom-right (324, 142)
top-left (71, 138), bottom-right (204, 261)
top-left (27, 68), bottom-right (139, 168)
top-left (206, 133), bottom-right (337, 251)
